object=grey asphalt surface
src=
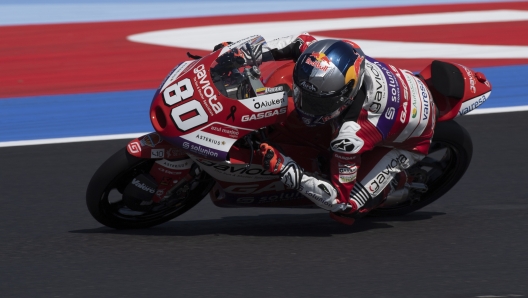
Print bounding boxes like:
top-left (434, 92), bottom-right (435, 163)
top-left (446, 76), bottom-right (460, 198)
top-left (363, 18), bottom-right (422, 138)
top-left (1, 112), bottom-right (527, 298)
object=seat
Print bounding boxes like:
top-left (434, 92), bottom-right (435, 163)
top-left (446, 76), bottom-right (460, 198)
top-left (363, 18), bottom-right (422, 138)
top-left (431, 60), bottom-right (465, 100)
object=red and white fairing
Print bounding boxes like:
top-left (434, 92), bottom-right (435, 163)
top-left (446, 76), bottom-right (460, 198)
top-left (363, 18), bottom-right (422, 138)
top-left (128, 34), bottom-right (491, 210)
top-left (149, 38), bottom-right (292, 161)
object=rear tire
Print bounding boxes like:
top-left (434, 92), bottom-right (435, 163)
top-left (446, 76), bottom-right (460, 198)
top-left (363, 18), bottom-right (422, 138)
top-left (369, 120), bottom-right (473, 217)
top-left (86, 147), bottom-right (215, 229)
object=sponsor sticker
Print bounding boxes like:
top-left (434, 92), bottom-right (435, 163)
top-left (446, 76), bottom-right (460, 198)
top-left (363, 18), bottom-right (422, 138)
top-left (458, 93), bottom-right (489, 116)
top-left (207, 124), bottom-right (242, 139)
top-left (193, 64), bottom-right (223, 115)
top-left (305, 52), bottom-right (332, 71)
top-left (241, 107), bottom-right (287, 122)
top-left (127, 141), bottom-right (141, 154)
top-left (150, 148), bottom-right (165, 158)
top-left (339, 173), bottom-right (357, 184)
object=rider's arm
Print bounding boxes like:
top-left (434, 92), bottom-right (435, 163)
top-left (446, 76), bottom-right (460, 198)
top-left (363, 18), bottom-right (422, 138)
top-left (263, 33), bottom-right (318, 61)
top-left (326, 85), bottom-right (383, 208)
top-left (260, 113), bottom-right (383, 214)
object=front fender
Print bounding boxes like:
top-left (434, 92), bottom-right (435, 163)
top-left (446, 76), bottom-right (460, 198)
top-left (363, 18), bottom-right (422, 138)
top-left (126, 132), bottom-right (188, 159)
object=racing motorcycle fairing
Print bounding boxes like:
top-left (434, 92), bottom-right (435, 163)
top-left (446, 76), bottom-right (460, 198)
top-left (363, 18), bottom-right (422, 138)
top-left (149, 35), bottom-right (290, 161)
top-left (126, 132), bottom-right (188, 159)
top-left (419, 60), bottom-right (492, 122)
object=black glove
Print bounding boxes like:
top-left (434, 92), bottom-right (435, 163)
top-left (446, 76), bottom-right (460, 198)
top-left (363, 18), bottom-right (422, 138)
top-left (213, 49), bottom-right (246, 76)
top-left (213, 41), bottom-right (233, 52)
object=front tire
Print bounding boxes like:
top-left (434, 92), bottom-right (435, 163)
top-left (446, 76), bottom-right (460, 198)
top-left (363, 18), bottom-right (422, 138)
top-left (369, 120), bottom-right (473, 217)
top-left (86, 148), bottom-right (215, 229)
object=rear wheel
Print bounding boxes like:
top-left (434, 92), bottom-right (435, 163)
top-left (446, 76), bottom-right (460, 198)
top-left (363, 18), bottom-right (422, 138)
top-left (369, 120), bottom-right (473, 217)
top-left (86, 147), bottom-right (215, 229)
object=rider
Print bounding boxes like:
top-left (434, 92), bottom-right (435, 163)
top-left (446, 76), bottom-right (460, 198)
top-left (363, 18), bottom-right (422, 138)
top-left (217, 33), bottom-right (436, 224)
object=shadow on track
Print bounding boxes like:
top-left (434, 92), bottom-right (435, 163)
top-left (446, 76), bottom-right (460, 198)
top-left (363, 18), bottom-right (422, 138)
top-left (70, 211), bottom-right (445, 237)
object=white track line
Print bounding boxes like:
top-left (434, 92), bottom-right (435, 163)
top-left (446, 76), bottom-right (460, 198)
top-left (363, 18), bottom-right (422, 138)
top-left (0, 132), bottom-right (149, 148)
top-left (1, 106), bottom-right (527, 148)
top-left (128, 10), bottom-right (528, 59)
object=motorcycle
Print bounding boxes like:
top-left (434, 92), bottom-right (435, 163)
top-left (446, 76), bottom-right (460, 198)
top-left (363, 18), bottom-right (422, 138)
top-left (86, 35), bottom-right (492, 229)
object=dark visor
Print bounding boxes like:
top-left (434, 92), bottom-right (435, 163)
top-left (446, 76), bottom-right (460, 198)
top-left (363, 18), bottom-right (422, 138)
top-left (296, 90), bottom-right (347, 116)
top-left (294, 79), bottom-right (355, 116)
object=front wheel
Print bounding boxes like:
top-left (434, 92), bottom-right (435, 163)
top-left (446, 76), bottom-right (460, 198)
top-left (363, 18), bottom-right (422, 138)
top-left (86, 148), bottom-right (215, 229)
top-left (369, 120), bottom-right (473, 217)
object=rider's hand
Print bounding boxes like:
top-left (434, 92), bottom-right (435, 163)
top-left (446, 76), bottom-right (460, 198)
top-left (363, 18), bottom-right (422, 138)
top-left (213, 41), bottom-right (232, 52)
top-left (260, 143), bottom-right (287, 174)
top-left (213, 48), bottom-right (246, 75)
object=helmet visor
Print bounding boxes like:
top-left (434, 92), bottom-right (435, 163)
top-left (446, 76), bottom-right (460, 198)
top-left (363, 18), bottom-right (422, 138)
top-left (293, 82), bottom-right (353, 116)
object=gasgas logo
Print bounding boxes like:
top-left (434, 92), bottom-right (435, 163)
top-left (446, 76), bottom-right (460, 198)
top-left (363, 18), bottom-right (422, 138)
top-left (241, 107), bottom-right (287, 122)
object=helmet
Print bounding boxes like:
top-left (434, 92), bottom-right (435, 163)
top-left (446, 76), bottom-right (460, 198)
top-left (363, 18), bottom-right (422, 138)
top-left (293, 39), bottom-right (365, 126)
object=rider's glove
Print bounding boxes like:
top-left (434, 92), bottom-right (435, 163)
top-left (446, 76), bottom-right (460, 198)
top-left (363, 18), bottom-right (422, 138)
top-left (213, 41), bottom-right (233, 52)
top-left (260, 143), bottom-right (288, 174)
top-left (260, 143), bottom-right (303, 190)
top-left (213, 48), bottom-right (246, 75)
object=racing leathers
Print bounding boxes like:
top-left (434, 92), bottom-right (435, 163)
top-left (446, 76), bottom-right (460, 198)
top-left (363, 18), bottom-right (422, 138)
top-left (261, 33), bottom-right (436, 216)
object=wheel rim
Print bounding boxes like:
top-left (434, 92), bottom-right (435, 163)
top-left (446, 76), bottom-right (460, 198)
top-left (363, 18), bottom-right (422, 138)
top-left (376, 140), bottom-right (466, 211)
top-left (97, 159), bottom-right (209, 224)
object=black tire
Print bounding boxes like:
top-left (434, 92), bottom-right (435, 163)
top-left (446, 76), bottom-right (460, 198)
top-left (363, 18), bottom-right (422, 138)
top-left (86, 147), bottom-right (215, 229)
top-left (369, 120), bottom-right (473, 217)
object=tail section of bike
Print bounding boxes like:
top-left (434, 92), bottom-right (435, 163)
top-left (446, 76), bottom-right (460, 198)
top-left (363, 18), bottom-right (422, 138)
top-left (419, 60), bottom-right (492, 121)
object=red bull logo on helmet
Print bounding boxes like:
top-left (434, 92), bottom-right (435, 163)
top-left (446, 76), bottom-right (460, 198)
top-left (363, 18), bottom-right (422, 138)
top-left (345, 55), bottom-right (364, 88)
top-left (305, 52), bottom-right (332, 72)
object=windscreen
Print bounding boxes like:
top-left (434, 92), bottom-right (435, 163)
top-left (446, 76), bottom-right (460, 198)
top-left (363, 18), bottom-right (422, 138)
top-left (210, 35), bottom-right (273, 100)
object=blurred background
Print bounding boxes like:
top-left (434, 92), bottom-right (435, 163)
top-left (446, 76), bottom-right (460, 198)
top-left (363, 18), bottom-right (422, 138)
top-left (2, 2), bottom-right (528, 297)
top-left (1, 0), bottom-right (527, 145)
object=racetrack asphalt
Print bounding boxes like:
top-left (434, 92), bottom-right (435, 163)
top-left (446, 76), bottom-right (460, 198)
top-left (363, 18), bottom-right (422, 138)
top-left (1, 111), bottom-right (527, 298)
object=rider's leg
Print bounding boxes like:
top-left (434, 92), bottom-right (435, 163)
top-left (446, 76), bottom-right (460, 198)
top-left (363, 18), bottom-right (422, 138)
top-left (350, 147), bottom-right (424, 214)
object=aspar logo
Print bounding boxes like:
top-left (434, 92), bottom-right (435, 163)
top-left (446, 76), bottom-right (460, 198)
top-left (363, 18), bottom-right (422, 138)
top-left (131, 178), bottom-right (156, 194)
top-left (368, 154), bottom-right (408, 192)
top-left (241, 107), bottom-right (287, 122)
top-left (194, 64), bottom-right (223, 114)
top-left (253, 98), bottom-right (284, 110)
top-left (461, 64), bottom-right (477, 93)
